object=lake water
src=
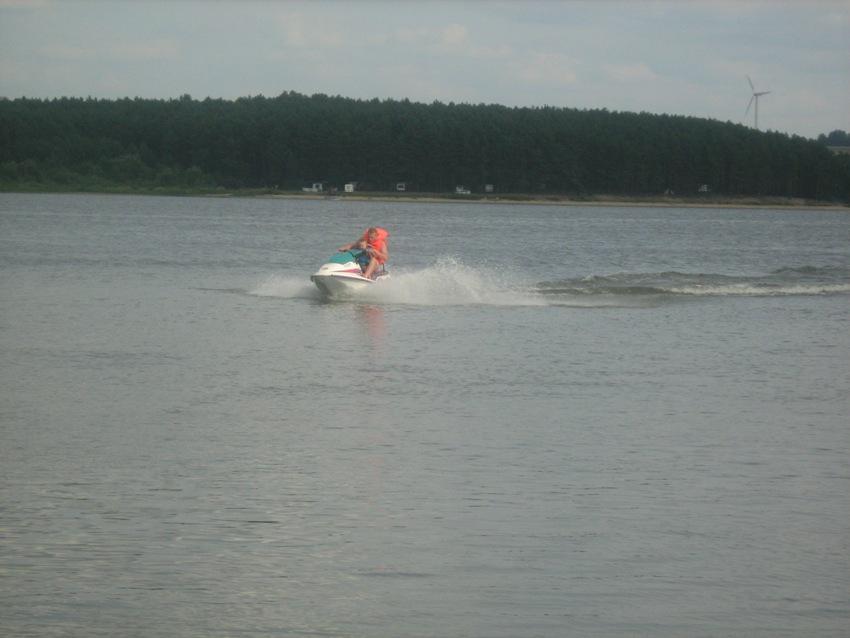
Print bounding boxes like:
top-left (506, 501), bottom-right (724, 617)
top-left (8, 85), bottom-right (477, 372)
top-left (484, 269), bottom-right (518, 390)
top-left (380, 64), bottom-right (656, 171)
top-left (1, 193), bottom-right (848, 637)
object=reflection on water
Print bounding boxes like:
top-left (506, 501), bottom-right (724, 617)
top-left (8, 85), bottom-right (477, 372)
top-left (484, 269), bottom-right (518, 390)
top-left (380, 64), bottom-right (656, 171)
top-left (357, 304), bottom-right (386, 349)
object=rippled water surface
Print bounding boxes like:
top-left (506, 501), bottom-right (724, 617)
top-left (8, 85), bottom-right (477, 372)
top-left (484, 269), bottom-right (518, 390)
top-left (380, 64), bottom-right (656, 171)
top-left (2, 193), bottom-right (849, 637)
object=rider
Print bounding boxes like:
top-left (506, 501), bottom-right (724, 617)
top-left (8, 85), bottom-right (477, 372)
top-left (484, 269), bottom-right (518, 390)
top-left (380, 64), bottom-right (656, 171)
top-left (338, 227), bottom-right (389, 279)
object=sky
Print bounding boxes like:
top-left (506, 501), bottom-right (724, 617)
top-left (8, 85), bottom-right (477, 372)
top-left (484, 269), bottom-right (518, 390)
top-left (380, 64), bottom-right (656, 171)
top-left (0, 0), bottom-right (847, 139)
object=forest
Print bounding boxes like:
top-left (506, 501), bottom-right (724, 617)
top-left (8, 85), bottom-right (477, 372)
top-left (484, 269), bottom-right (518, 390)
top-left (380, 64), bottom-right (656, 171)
top-left (1, 92), bottom-right (848, 202)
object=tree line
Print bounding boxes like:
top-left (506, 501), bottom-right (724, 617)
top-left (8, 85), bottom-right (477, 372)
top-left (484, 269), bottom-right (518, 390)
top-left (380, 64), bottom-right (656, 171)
top-left (818, 130), bottom-right (850, 147)
top-left (1, 92), bottom-right (848, 201)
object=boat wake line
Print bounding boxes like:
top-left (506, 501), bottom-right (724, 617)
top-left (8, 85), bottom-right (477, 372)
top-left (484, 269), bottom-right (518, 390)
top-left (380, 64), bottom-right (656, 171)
top-left (538, 266), bottom-right (850, 299)
top-left (249, 261), bottom-right (850, 307)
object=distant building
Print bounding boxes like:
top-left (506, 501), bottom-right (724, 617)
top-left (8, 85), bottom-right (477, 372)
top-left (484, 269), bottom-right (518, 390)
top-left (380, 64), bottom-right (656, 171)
top-left (344, 182), bottom-right (357, 193)
top-left (484, 184), bottom-right (495, 193)
top-left (827, 146), bottom-right (850, 156)
top-left (455, 185), bottom-right (471, 195)
top-left (302, 182), bottom-right (324, 193)
top-left (396, 182), bottom-right (407, 192)
top-left (698, 184), bottom-right (710, 193)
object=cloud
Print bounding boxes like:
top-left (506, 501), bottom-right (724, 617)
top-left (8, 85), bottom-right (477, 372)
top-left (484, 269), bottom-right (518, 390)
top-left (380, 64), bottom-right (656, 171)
top-left (0, 57), bottom-right (28, 85)
top-left (276, 11), bottom-right (344, 48)
top-left (0, 0), bottom-right (48, 7)
top-left (41, 44), bottom-right (96, 61)
top-left (467, 43), bottom-right (512, 60)
top-left (706, 58), bottom-right (757, 79)
top-left (515, 52), bottom-right (579, 86)
top-left (110, 40), bottom-right (178, 61)
top-left (394, 26), bottom-right (430, 46)
top-left (391, 22), bottom-right (509, 59)
top-left (816, 9), bottom-right (849, 28)
top-left (377, 62), bottom-right (480, 104)
top-left (394, 23), bottom-right (467, 51)
top-left (440, 23), bottom-right (468, 48)
top-left (40, 40), bottom-right (178, 62)
top-left (604, 63), bottom-right (658, 83)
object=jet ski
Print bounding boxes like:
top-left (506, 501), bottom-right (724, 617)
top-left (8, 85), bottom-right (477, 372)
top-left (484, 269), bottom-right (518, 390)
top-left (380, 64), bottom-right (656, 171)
top-left (310, 249), bottom-right (389, 296)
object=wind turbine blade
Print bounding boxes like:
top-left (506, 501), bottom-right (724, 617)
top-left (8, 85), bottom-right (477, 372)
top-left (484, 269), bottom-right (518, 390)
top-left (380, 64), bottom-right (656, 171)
top-left (745, 95), bottom-right (755, 116)
top-left (747, 75), bottom-right (755, 91)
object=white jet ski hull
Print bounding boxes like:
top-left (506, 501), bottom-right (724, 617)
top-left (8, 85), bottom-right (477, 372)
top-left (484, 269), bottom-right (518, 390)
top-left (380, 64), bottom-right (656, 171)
top-left (310, 255), bottom-right (388, 297)
top-left (312, 272), bottom-right (378, 296)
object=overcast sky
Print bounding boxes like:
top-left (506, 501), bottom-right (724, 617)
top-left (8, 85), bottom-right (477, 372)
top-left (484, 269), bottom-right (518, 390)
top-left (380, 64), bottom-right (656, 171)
top-left (1, 0), bottom-right (847, 139)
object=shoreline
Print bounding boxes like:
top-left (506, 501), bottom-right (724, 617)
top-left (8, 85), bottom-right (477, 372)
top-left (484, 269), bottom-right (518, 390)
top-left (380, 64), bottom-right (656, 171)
top-left (288, 192), bottom-right (850, 211)
top-left (2, 187), bottom-right (847, 211)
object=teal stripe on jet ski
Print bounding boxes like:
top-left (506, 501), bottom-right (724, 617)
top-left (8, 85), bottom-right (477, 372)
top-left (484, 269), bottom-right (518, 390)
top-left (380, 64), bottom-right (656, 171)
top-left (328, 250), bottom-right (362, 264)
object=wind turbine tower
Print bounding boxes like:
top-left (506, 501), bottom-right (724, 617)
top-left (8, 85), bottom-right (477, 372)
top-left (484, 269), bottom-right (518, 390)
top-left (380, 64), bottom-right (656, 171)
top-left (745, 75), bottom-right (770, 130)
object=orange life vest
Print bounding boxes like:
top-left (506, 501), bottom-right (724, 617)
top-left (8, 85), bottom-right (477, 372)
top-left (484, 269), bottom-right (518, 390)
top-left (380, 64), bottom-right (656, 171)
top-left (362, 227), bottom-right (389, 264)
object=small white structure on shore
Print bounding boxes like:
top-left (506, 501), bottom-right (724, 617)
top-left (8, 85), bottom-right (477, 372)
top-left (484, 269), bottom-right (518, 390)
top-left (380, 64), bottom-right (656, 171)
top-left (455, 185), bottom-right (471, 195)
top-left (302, 182), bottom-right (324, 193)
top-left (344, 182), bottom-right (357, 193)
top-left (484, 184), bottom-right (494, 193)
top-left (396, 182), bottom-right (407, 192)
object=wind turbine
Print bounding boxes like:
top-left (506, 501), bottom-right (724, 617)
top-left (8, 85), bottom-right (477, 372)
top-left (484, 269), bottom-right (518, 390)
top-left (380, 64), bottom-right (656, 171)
top-left (745, 75), bottom-right (770, 130)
